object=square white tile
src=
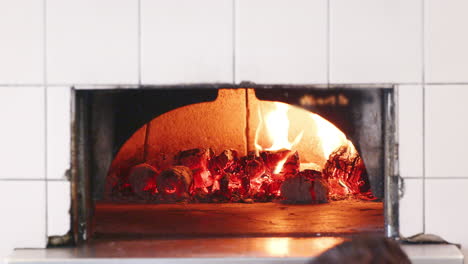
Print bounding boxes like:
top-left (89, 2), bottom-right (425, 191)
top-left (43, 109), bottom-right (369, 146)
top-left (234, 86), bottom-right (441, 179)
top-left (46, 87), bottom-right (70, 179)
top-left (141, 0), bottom-right (233, 84)
top-left (425, 85), bottom-right (468, 178)
top-left (0, 87), bottom-right (45, 179)
top-left (425, 0), bottom-right (468, 83)
top-left (399, 178), bottom-right (423, 237)
top-left (398, 85), bottom-right (423, 178)
top-left (235, 0), bottom-right (327, 84)
top-left (0, 181), bottom-right (46, 259)
top-left (46, 0), bottom-right (139, 84)
top-left (330, 0), bottom-right (422, 83)
top-left (425, 179), bottom-right (468, 261)
top-left (47, 181), bottom-right (71, 236)
top-left (0, 0), bottom-right (43, 84)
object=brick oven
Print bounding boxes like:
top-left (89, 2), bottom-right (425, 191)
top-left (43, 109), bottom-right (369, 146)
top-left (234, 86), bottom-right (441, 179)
top-left (71, 85), bottom-right (396, 242)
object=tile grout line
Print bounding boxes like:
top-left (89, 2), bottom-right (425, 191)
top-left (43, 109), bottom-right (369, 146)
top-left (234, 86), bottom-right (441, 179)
top-left (232, 0), bottom-right (236, 85)
top-left (326, 0), bottom-right (330, 87)
top-left (43, 0), bottom-right (49, 242)
top-left (137, 0), bottom-right (142, 85)
top-left (0, 178), bottom-right (71, 182)
top-left (2, 82), bottom-right (468, 88)
top-left (421, 0), bottom-right (426, 234)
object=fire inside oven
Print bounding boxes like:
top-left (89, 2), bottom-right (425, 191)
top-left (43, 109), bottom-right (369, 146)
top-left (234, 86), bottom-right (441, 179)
top-left (73, 86), bottom-right (395, 241)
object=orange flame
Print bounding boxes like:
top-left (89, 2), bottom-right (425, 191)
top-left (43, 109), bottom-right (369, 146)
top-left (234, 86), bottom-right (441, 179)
top-left (254, 102), bottom-right (356, 174)
top-left (310, 113), bottom-right (347, 159)
top-left (255, 102), bottom-right (303, 174)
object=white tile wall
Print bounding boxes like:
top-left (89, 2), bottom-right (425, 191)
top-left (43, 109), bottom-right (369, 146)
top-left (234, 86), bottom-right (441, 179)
top-left (425, 85), bottom-right (468, 178)
top-left (330, 0), bottom-right (422, 83)
top-left (46, 0), bottom-right (139, 84)
top-left (0, 0), bottom-right (43, 84)
top-left (426, 179), bottom-right (468, 263)
top-left (46, 87), bottom-right (70, 179)
top-left (141, 0), bottom-right (233, 84)
top-left (0, 181), bottom-right (46, 260)
top-left (425, 0), bottom-right (468, 83)
top-left (398, 85), bottom-right (424, 178)
top-left (0, 87), bottom-right (45, 180)
top-left (235, 0), bottom-right (327, 84)
top-left (47, 181), bottom-right (71, 236)
top-left (1, 0), bottom-right (468, 262)
top-left (399, 178), bottom-right (423, 237)
top-left (424, 85), bottom-right (468, 263)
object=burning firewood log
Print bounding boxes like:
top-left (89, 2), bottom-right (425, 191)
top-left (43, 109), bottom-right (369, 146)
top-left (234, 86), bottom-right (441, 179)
top-left (251, 176), bottom-right (282, 202)
top-left (192, 169), bottom-right (214, 193)
top-left (156, 166), bottom-right (193, 200)
top-left (209, 149), bottom-right (238, 194)
top-left (219, 173), bottom-right (231, 194)
top-left (211, 172), bottom-right (232, 201)
top-left (299, 169), bottom-right (323, 179)
top-left (280, 151), bottom-right (300, 178)
top-left (117, 142), bottom-right (374, 204)
top-left (300, 170), bottom-right (329, 204)
top-left (241, 175), bottom-right (250, 196)
top-left (261, 149), bottom-right (291, 172)
top-left (323, 144), bottom-right (373, 200)
top-left (280, 170), bottom-right (328, 204)
top-left (174, 148), bottom-right (213, 170)
top-left (210, 149), bottom-right (238, 172)
top-left (174, 148), bottom-right (214, 192)
top-left (235, 154), bottom-right (266, 195)
top-left (260, 150), bottom-right (300, 180)
top-left (244, 157), bottom-right (265, 181)
top-left (128, 163), bottom-right (159, 199)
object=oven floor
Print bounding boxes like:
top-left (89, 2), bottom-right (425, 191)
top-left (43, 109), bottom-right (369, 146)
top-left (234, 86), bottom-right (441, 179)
top-left (93, 200), bottom-right (383, 238)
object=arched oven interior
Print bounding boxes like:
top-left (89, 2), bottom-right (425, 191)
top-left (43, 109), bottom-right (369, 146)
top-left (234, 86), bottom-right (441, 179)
top-left (72, 86), bottom-right (396, 242)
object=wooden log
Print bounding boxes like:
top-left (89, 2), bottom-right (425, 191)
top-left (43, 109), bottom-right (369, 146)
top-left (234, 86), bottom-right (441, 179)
top-left (299, 170), bottom-right (329, 204)
top-left (174, 148), bottom-right (214, 192)
top-left (322, 144), bottom-right (373, 200)
top-left (156, 166), bottom-right (193, 199)
top-left (209, 149), bottom-right (238, 194)
top-left (244, 158), bottom-right (265, 181)
top-left (281, 151), bottom-right (300, 178)
top-left (260, 150), bottom-right (300, 180)
top-left (260, 149), bottom-right (292, 174)
top-left (210, 149), bottom-right (238, 172)
top-left (174, 148), bottom-right (213, 170)
top-left (280, 170), bottom-right (328, 204)
top-left (128, 163), bottom-right (159, 199)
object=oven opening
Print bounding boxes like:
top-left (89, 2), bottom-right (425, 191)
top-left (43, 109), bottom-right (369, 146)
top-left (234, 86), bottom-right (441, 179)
top-left (73, 86), bottom-right (395, 242)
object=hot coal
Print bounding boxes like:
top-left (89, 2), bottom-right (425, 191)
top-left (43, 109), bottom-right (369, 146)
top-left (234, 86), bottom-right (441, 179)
top-left (210, 149), bottom-right (238, 173)
top-left (174, 148), bottom-right (214, 192)
top-left (109, 146), bottom-right (375, 204)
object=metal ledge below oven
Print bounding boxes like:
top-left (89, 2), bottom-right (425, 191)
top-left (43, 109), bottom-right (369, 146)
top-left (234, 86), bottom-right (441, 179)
top-left (4, 237), bottom-right (464, 264)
